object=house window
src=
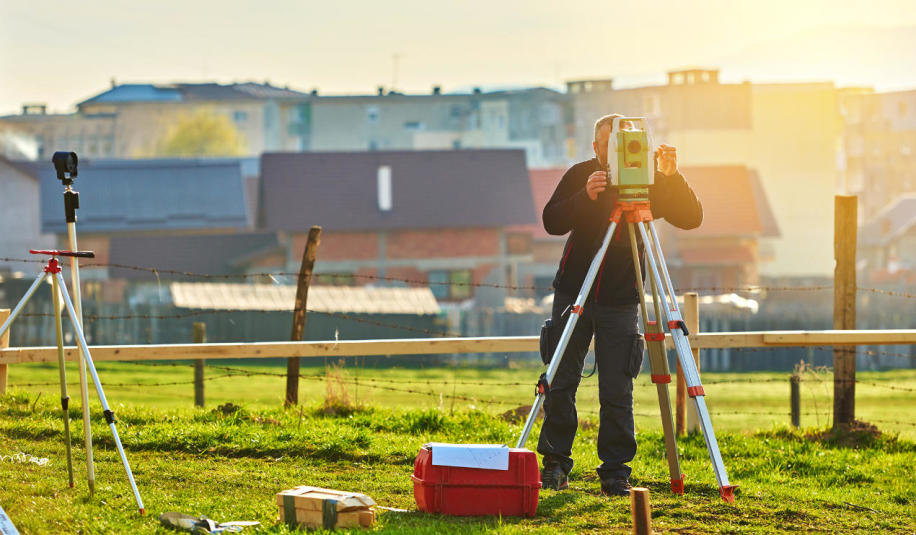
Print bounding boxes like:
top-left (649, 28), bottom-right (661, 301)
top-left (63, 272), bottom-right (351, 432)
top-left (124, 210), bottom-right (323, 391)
top-left (403, 121), bottom-right (423, 131)
top-left (428, 270), bottom-right (472, 300)
top-left (233, 110), bottom-right (248, 123)
top-left (367, 105), bottom-right (379, 123)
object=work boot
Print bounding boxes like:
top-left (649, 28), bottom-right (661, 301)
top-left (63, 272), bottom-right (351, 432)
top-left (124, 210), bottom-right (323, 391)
top-left (540, 456), bottom-right (568, 491)
top-left (600, 477), bottom-right (632, 497)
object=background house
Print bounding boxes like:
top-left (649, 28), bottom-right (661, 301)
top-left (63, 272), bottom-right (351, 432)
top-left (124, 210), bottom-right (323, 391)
top-left (858, 194), bottom-right (916, 285)
top-left (0, 156), bottom-right (54, 272)
top-left (257, 149), bottom-right (537, 305)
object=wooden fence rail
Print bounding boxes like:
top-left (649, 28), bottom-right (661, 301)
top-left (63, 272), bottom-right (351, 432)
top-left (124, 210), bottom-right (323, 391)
top-left (1, 329), bottom-right (914, 365)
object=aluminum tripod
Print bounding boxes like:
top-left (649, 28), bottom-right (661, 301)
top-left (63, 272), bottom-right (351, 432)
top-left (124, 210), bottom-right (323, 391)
top-left (0, 250), bottom-right (145, 514)
top-left (515, 201), bottom-right (738, 503)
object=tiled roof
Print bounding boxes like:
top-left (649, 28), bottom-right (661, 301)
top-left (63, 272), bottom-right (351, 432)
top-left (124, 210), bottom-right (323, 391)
top-left (78, 82), bottom-right (309, 107)
top-left (260, 150), bottom-right (537, 232)
top-left (678, 244), bottom-right (756, 266)
top-left (506, 167), bottom-right (567, 240)
top-left (675, 165), bottom-right (765, 238)
top-left (170, 282), bottom-right (441, 315)
top-left (39, 158), bottom-right (251, 233)
top-left (860, 194), bottom-right (916, 246)
top-left (108, 232), bottom-right (279, 280)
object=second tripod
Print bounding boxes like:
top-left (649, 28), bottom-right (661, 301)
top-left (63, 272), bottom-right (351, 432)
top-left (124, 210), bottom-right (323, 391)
top-left (0, 249), bottom-right (145, 514)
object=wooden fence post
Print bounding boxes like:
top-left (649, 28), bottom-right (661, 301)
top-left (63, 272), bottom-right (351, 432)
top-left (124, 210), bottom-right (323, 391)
top-left (682, 292), bottom-right (700, 433)
top-left (834, 195), bottom-right (857, 427)
top-left (629, 487), bottom-right (652, 535)
top-left (193, 322), bottom-right (206, 407)
top-left (286, 226), bottom-right (322, 407)
top-left (790, 374), bottom-right (800, 428)
top-left (0, 309), bottom-right (9, 395)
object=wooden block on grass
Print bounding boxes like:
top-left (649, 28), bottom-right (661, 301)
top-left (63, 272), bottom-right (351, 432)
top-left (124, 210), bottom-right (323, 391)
top-left (277, 486), bottom-right (376, 529)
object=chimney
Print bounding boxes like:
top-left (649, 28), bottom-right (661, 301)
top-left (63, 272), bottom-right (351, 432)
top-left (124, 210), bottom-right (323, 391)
top-left (377, 86), bottom-right (385, 96)
top-left (377, 165), bottom-right (392, 211)
top-left (432, 85), bottom-right (441, 95)
top-left (310, 89), bottom-right (318, 96)
top-left (473, 87), bottom-right (482, 95)
top-left (110, 77), bottom-right (117, 88)
top-left (22, 104), bottom-right (47, 115)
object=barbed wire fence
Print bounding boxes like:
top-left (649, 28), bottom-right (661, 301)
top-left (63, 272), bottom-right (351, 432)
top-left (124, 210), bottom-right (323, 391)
top-left (1, 256), bottom-right (914, 434)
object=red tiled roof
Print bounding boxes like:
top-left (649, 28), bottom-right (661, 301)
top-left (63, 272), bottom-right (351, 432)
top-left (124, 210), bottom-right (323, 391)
top-left (675, 165), bottom-right (764, 238)
top-left (507, 167), bottom-right (567, 240)
top-left (679, 245), bottom-right (756, 266)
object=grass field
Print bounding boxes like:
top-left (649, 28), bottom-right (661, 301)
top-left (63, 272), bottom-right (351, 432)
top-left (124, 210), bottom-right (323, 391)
top-left (1, 362), bottom-right (915, 533)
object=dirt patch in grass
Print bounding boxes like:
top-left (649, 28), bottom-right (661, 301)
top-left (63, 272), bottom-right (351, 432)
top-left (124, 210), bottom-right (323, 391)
top-left (805, 420), bottom-right (882, 448)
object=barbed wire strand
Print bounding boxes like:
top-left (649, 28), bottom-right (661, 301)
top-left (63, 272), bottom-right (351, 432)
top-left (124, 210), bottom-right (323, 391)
top-left (5, 255), bottom-right (915, 298)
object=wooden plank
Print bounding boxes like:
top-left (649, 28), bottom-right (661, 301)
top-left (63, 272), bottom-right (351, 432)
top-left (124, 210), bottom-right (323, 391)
top-left (1, 330), bottom-right (914, 365)
top-left (833, 195), bottom-right (857, 426)
top-left (287, 226), bottom-right (321, 407)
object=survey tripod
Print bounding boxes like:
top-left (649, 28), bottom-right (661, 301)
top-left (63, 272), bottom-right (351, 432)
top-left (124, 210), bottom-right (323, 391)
top-left (515, 117), bottom-right (737, 502)
top-left (0, 250), bottom-right (145, 513)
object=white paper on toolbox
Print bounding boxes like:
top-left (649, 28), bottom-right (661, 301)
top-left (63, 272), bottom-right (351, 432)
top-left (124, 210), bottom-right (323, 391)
top-left (427, 443), bottom-right (509, 470)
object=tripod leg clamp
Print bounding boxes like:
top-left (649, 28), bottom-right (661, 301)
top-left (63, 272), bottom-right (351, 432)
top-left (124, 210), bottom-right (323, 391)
top-left (536, 373), bottom-right (550, 397)
top-left (103, 409), bottom-right (116, 425)
top-left (668, 320), bottom-right (689, 336)
top-left (61, 396), bottom-right (70, 411)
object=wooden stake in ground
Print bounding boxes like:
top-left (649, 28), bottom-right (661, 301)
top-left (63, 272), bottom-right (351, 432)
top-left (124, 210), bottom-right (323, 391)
top-left (286, 226), bottom-right (322, 407)
top-left (193, 322), bottom-right (206, 408)
top-left (833, 195), bottom-right (857, 426)
top-left (629, 487), bottom-right (652, 535)
top-left (679, 292), bottom-right (701, 434)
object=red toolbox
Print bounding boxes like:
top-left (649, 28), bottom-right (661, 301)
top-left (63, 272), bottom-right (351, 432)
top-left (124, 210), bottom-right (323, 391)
top-left (411, 444), bottom-right (541, 517)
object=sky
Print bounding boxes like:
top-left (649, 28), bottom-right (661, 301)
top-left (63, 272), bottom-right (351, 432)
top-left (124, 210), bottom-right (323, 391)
top-left (2, 0), bottom-right (916, 114)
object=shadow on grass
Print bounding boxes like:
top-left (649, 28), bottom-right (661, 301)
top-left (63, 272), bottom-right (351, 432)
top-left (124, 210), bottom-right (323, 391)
top-left (758, 423), bottom-right (916, 453)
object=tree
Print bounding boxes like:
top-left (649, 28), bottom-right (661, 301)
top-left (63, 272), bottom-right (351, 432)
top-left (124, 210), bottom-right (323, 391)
top-left (153, 109), bottom-right (247, 157)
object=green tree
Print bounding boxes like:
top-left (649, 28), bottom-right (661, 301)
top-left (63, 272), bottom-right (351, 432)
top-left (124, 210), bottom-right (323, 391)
top-left (154, 109), bottom-right (247, 157)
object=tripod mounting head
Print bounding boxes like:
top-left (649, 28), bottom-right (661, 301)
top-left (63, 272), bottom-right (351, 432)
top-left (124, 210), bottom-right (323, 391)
top-left (52, 151), bottom-right (78, 186)
top-left (29, 249), bottom-right (95, 258)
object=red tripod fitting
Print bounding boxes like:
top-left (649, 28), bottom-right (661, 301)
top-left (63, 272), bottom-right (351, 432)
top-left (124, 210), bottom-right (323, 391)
top-left (609, 201), bottom-right (654, 224)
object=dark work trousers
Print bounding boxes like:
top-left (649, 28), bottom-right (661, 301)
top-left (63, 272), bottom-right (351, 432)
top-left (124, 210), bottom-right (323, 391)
top-left (536, 289), bottom-right (643, 481)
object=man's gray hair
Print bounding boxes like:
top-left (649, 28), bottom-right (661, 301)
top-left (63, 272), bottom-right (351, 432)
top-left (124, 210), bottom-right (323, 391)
top-left (594, 113), bottom-right (624, 142)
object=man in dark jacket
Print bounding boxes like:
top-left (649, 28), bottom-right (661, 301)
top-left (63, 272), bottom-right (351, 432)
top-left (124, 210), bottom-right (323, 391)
top-left (538, 114), bottom-right (703, 496)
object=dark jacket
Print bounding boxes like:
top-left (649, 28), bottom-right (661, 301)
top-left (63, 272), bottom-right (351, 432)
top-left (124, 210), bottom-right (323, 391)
top-left (544, 158), bottom-right (703, 305)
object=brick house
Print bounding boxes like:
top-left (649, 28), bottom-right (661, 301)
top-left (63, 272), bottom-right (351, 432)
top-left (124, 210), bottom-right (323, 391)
top-left (257, 149), bottom-right (537, 302)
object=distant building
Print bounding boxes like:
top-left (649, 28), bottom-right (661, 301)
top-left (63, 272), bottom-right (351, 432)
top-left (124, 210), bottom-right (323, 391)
top-left (0, 82), bottom-right (313, 159)
top-left (842, 88), bottom-right (916, 221)
top-left (0, 82), bottom-right (571, 167)
top-left (307, 87), bottom-right (570, 167)
top-left (0, 156), bottom-right (54, 271)
top-left (858, 194), bottom-right (916, 285)
top-left (257, 149), bottom-right (537, 302)
top-left (32, 158), bottom-right (256, 281)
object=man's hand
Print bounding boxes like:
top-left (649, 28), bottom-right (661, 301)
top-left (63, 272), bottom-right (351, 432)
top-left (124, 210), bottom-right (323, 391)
top-left (586, 170), bottom-right (608, 201)
top-left (656, 144), bottom-right (678, 176)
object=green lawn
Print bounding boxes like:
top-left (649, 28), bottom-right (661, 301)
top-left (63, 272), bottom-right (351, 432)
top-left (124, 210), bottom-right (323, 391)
top-left (1, 363), bottom-right (915, 533)
top-left (6, 362), bottom-right (916, 439)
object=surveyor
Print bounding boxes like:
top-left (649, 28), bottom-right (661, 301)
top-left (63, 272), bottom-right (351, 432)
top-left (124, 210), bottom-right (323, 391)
top-left (538, 114), bottom-right (703, 496)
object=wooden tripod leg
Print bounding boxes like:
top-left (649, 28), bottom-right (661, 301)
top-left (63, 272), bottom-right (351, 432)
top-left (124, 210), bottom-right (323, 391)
top-left (627, 222), bottom-right (684, 494)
